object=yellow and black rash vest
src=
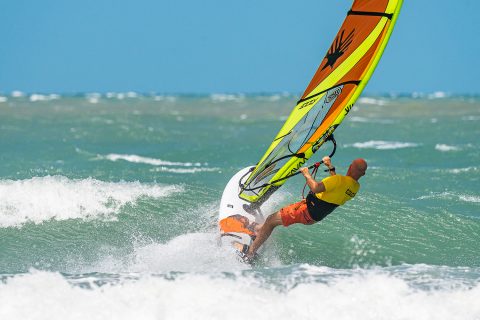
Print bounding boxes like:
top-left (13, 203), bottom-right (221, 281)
top-left (306, 175), bottom-right (360, 222)
top-left (317, 175), bottom-right (360, 205)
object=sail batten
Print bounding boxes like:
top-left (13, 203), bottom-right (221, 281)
top-left (239, 0), bottom-right (403, 203)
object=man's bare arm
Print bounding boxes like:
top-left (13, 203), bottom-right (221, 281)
top-left (300, 167), bottom-right (326, 193)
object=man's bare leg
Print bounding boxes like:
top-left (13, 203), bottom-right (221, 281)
top-left (247, 211), bottom-right (283, 257)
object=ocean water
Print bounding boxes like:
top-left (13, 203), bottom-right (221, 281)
top-left (0, 92), bottom-right (479, 319)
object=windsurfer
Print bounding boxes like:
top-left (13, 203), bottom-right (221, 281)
top-left (244, 156), bottom-right (367, 260)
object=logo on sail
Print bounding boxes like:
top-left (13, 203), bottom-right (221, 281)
top-left (253, 163), bottom-right (278, 185)
top-left (325, 87), bottom-right (342, 104)
top-left (321, 29), bottom-right (355, 70)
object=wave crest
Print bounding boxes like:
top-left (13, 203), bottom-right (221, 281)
top-left (0, 176), bottom-right (181, 228)
top-left (346, 140), bottom-right (419, 150)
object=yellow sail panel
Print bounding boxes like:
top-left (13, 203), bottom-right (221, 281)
top-left (239, 0), bottom-right (403, 203)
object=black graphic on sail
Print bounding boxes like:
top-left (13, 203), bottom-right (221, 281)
top-left (322, 29), bottom-right (355, 71)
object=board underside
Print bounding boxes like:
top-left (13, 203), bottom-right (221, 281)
top-left (218, 167), bottom-right (265, 250)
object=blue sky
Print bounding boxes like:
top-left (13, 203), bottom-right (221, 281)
top-left (0, 0), bottom-right (478, 94)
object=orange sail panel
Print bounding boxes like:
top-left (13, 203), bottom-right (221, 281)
top-left (239, 0), bottom-right (403, 203)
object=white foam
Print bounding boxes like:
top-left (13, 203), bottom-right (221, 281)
top-left (416, 191), bottom-right (480, 204)
top-left (428, 91), bottom-right (448, 99)
top-left (97, 153), bottom-right (202, 167)
top-left (0, 176), bottom-right (181, 228)
top-left (210, 93), bottom-right (244, 102)
top-left (267, 94), bottom-right (281, 102)
top-left (411, 92), bottom-right (424, 99)
top-left (462, 115), bottom-right (480, 121)
top-left (154, 95), bottom-right (177, 102)
top-left (446, 167), bottom-right (478, 174)
top-left (11, 90), bottom-right (24, 97)
top-left (86, 93), bottom-right (101, 104)
top-left (349, 117), bottom-right (395, 124)
top-left (1, 269), bottom-right (479, 320)
top-left (349, 116), bottom-right (369, 123)
top-left (29, 94), bottom-right (48, 102)
top-left (0, 96), bottom-right (7, 103)
top-left (358, 97), bottom-right (388, 106)
top-left (150, 167), bottom-right (219, 174)
top-left (458, 195), bottom-right (480, 203)
top-left (347, 141), bottom-right (419, 150)
top-left (435, 144), bottom-right (461, 152)
top-left (28, 94), bottom-right (60, 102)
top-left (128, 233), bottom-right (244, 273)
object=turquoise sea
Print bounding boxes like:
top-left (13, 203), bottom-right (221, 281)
top-left (0, 92), bottom-right (479, 319)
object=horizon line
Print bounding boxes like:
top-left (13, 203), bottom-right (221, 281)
top-left (1, 90), bottom-right (479, 97)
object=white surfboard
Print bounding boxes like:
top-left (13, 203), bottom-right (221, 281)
top-left (218, 167), bottom-right (265, 254)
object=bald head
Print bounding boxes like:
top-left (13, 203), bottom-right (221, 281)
top-left (347, 158), bottom-right (367, 180)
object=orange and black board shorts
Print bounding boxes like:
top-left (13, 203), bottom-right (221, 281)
top-left (279, 199), bottom-right (316, 227)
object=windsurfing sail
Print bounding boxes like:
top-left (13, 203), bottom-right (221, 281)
top-left (239, 0), bottom-right (403, 203)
